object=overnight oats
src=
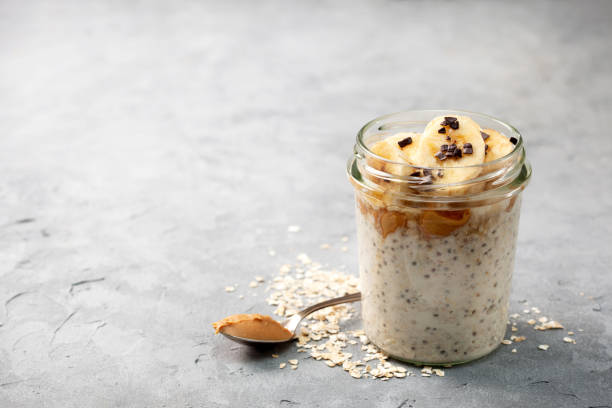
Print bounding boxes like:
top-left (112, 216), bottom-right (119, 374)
top-left (347, 110), bottom-right (531, 365)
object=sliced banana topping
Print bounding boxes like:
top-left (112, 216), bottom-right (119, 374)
top-left (368, 132), bottom-right (420, 176)
top-left (413, 115), bottom-right (486, 184)
top-left (366, 116), bottom-right (518, 190)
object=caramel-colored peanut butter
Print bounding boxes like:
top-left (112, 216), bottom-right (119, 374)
top-left (418, 209), bottom-right (471, 237)
top-left (212, 313), bottom-right (293, 341)
top-left (356, 196), bottom-right (470, 239)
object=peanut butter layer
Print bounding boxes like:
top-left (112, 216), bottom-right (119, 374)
top-left (357, 197), bottom-right (411, 238)
top-left (356, 196), bottom-right (471, 239)
top-left (419, 209), bottom-right (471, 237)
top-left (212, 313), bottom-right (293, 341)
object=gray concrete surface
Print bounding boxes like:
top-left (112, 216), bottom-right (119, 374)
top-left (1, 0), bottom-right (611, 407)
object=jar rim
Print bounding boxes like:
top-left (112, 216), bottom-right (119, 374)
top-left (347, 109), bottom-right (532, 206)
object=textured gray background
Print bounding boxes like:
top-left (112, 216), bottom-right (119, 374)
top-left (1, 0), bottom-right (611, 407)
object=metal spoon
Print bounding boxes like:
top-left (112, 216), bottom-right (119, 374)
top-left (220, 292), bottom-right (362, 345)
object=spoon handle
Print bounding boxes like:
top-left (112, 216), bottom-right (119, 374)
top-left (298, 292), bottom-right (361, 318)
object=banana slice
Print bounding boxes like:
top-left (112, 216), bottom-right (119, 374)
top-left (368, 132), bottom-right (420, 176)
top-left (413, 116), bottom-right (486, 184)
top-left (480, 128), bottom-right (516, 162)
top-left (365, 132), bottom-right (422, 202)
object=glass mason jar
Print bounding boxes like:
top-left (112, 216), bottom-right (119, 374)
top-left (346, 110), bottom-right (532, 366)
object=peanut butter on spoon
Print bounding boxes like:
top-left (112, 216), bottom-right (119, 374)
top-left (212, 314), bottom-right (293, 341)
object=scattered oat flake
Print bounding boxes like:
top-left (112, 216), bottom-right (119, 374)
top-left (538, 344), bottom-right (550, 351)
top-left (538, 316), bottom-right (548, 323)
top-left (288, 225), bottom-right (301, 232)
top-left (350, 370), bottom-right (362, 379)
top-left (512, 348), bottom-right (517, 353)
top-left (563, 337), bottom-right (576, 344)
top-left (291, 365), bottom-right (298, 370)
top-left (501, 339), bottom-right (512, 345)
top-left (279, 363), bottom-right (286, 369)
top-left (523, 309), bottom-right (530, 314)
top-left (511, 326), bottom-right (518, 332)
top-left (272, 354), bottom-right (279, 358)
top-left (320, 243), bottom-right (330, 249)
top-left (255, 276), bottom-right (265, 282)
top-left (249, 281), bottom-right (258, 288)
top-left (433, 369), bottom-right (445, 377)
top-left (224, 286), bottom-right (235, 292)
top-left (568, 331), bottom-right (574, 335)
top-left (288, 359), bottom-right (298, 365)
top-left (527, 319), bottom-right (537, 325)
top-left (341, 246), bottom-right (348, 252)
top-left (341, 236), bottom-right (349, 242)
top-left (510, 313), bottom-right (520, 319)
top-left (535, 321), bottom-right (564, 331)
top-left (239, 295), bottom-right (244, 299)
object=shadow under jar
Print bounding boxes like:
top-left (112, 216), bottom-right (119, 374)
top-left (347, 110), bottom-right (532, 366)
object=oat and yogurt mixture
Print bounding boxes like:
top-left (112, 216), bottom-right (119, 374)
top-left (357, 198), bottom-right (521, 364)
top-left (349, 112), bottom-right (531, 364)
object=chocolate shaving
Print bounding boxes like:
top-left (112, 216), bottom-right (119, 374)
top-left (462, 142), bottom-right (473, 155)
top-left (397, 136), bottom-right (413, 148)
top-left (480, 131), bottom-right (490, 141)
top-left (509, 137), bottom-right (518, 145)
top-left (438, 127), bottom-right (446, 134)
top-left (449, 121), bottom-right (459, 130)
top-left (444, 116), bottom-right (457, 123)
top-left (423, 169), bottom-right (432, 176)
top-left (454, 148), bottom-right (462, 158)
top-left (410, 171), bottom-right (422, 177)
top-left (437, 170), bottom-right (444, 178)
top-left (435, 151), bottom-right (447, 161)
top-left (440, 144), bottom-right (449, 152)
